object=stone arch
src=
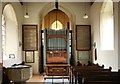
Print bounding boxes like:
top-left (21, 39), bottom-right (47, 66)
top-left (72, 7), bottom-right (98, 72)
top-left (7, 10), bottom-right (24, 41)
top-left (2, 3), bottom-right (19, 67)
top-left (39, 2), bottom-right (76, 30)
top-left (2, 3), bottom-right (18, 25)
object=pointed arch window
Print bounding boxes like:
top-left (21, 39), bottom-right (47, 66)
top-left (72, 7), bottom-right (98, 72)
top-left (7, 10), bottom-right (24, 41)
top-left (100, 0), bottom-right (114, 50)
top-left (51, 20), bottom-right (63, 30)
top-left (2, 4), bottom-right (18, 62)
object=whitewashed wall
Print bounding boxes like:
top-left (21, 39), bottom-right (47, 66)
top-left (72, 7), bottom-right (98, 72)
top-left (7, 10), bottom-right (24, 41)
top-left (0, 1), bottom-right (2, 63)
top-left (2, 2), bottom-right (23, 67)
top-left (118, 2), bottom-right (120, 69)
top-left (1, 1), bottom-right (119, 74)
top-left (22, 2), bottom-right (90, 74)
top-left (90, 2), bottom-right (119, 71)
top-left (0, 1), bottom-right (2, 84)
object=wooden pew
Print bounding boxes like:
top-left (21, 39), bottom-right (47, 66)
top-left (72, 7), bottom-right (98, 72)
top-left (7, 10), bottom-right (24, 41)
top-left (77, 71), bottom-right (112, 84)
top-left (71, 66), bottom-right (111, 84)
top-left (71, 65), bottom-right (108, 84)
top-left (84, 72), bottom-right (120, 84)
top-left (70, 64), bottom-right (120, 84)
top-left (77, 71), bottom-right (120, 84)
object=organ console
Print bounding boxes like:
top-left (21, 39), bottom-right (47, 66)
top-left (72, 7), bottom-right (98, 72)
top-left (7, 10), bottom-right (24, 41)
top-left (45, 29), bottom-right (70, 76)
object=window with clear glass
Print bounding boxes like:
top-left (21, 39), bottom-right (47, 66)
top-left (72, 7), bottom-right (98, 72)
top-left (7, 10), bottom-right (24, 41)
top-left (100, 1), bottom-right (114, 50)
top-left (2, 15), bottom-right (6, 56)
top-left (51, 20), bottom-right (63, 30)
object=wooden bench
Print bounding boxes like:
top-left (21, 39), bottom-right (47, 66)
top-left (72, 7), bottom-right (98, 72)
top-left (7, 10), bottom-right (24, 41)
top-left (70, 65), bottom-right (106, 84)
top-left (70, 65), bottom-right (115, 84)
top-left (77, 71), bottom-right (120, 84)
top-left (85, 73), bottom-right (120, 84)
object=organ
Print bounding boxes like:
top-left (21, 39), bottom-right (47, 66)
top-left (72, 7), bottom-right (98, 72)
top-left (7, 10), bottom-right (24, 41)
top-left (45, 29), bottom-right (70, 76)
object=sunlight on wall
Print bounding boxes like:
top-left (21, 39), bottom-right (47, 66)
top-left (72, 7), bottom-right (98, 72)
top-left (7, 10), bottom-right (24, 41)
top-left (2, 15), bottom-right (6, 59)
top-left (2, 4), bottom-right (18, 67)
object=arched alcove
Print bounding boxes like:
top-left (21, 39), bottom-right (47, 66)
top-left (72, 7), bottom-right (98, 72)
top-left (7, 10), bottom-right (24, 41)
top-left (44, 9), bottom-right (69, 30)
top-left (39, 2), bottom-right (75, 30)
top-left (38, 2), bottom-right (76, 73)
top-left (2, 4), bottom-right (19, 67)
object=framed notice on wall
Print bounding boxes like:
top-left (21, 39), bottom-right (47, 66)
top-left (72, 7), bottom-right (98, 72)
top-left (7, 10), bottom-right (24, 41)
top-left (25, 51), bottom-right (34, 63)
top-left (76, 25), bottom-right (91, 51)
top-left (22, 25), bottom-right (38, 51)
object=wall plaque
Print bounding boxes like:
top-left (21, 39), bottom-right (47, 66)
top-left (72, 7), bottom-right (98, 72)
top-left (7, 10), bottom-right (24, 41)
top-left (76, 25), bottom-right (91, 51)
top-left (22, 25), bottom-right (38, 51)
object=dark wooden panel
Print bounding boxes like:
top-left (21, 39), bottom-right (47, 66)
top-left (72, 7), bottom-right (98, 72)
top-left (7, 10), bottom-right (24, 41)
top-left (46, 64), bottom-right (70, 76)
top-left (22, 25), bottom-right (38, 51)
top-left (76, 25), bottom-right (91, 51)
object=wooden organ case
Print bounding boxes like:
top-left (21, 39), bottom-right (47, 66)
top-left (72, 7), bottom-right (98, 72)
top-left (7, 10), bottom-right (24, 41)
top-left (46, 29), bottom-right (70, 76)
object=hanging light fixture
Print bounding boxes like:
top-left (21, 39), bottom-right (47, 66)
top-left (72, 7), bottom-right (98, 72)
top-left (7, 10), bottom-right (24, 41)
top-left (55, 0), bottom-right (58, 10)
top-left (83, 2), bottom-right (88, 19)
top-left (83, 13), bottom-right (88, 19)
top-left (55, 0), bottom-right (59, 30)
top-left (24, 2), bottom-right (29, 18)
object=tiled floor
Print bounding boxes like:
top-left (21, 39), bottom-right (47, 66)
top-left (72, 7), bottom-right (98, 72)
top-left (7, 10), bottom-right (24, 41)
top-left (44, 78), bottom-right (69, 84)
top-left (26, 74), bottom-right (70, 84)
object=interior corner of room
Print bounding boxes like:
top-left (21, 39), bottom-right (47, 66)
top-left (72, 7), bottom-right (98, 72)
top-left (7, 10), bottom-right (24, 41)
top-left (0, 0), bottom-right (120, 83)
